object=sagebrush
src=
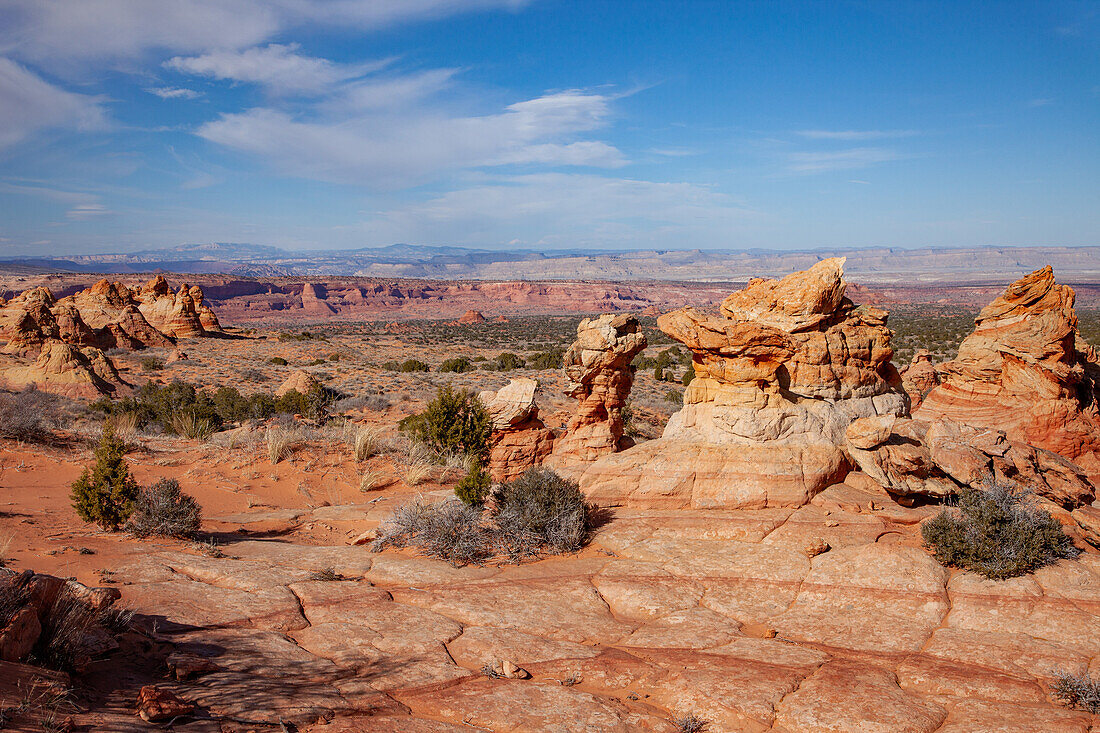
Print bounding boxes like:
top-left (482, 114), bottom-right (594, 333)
top-left (921, 484), bottom-right (1078, 579)
top-left (127, 478), bottom-right (202, 539)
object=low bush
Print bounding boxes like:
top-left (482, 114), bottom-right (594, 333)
top-left (528, 348), bottom-right (564, 370)
top-left (127, 478), bottom-right (202, 539)
top-left (399, 385), bottom-right (490, 458)
top-left (372, 499), bottom-right (493, 566)
top-left (383, 358), bottom-right (430, 372)
top-left (682, 364), bottom-right (695, 386)
top-left (439, 356), bottom-right (475, 373)
top-left (455, 460), bottom-right (491, 506)
top-left (71, 427), bottom-right (140, 530)
top-left (664, 388), bottom-right (684, 405)
top-left (0, 386), bottom-right (66, 442)
top-left (33, 586), bottom-right (131, 672)
top-left (921, 484), bottom-right (1079, 579)
top-left (139, 356), bottom-right (164, 372)
top-left (1050, 670), bottom-right (1100, 714)
top-left (491, 468), bottom-right (593, 557)
top-left (269, 357), bottom-right (288, 366)
top-left (491, 352), bottom-right (525, 371)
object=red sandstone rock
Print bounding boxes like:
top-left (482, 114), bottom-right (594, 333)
top-left (137, 275), bottom-right (221, 337)
top-left (479, 378), bottom-right (555, 481)
top-left (916, 266), bottom-right (1100, 483)
top-left (137, 685), bottom-right (194, 722)
top-left (455, 309), bottom-right (487, 324)
top-left (546, 314), bottom-right (646, 471)
top-left (581, 258), bottom-right (907, 509)
top-left (901, 350), bottom-right (940, 410)
top-left (1, 342), bottom-right (124, 397)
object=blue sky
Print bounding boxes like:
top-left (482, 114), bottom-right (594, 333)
top-left (0, 0), bottom-right (1097, 255)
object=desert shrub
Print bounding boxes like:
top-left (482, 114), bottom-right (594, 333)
top-left (139, 356), bottom-right (164, 372)
top-left (333, 394), bottom-right (390, 412)
top-left (127, 478), bottom-right (202, 539)
top-left (308, 358), bottom-right (326, 366)
top-left (439, 356), bottom-right (475, 373)
top-left (168, 410), bottom-right (215, 440)
top-left (682, 364), bottom-right (695, 386)
top-left (240, 368), bottom-right (269, 383)
top-left (455, 460), bottom-right (492, 506)
top-left (71, 427), bottom-right (140, 530)
top-left (1050, 670), bottom-right (1100, 714)
top-left (386, 358), bottom-right (429, 372)
top-left (491, 468), bottom-right (592, 556)
top-left (672, 714), bottom-right (709, 733)
top-left (278, 330), bottom-right (327, 342)
top-left (0, 574), bottom-right (28, 629)
top-left (269, 357), bottom-right (288, 366)
top-left (399, 385), bottom-right (491, 458)
top-left (266, 426), bottom-right (295, 464)
top-left (921, 485), bottom-right (1079, 579)
top-left (491, 352), bottom-right (525, 371)
top-left (0, 386), bottom-right (65, 442)
top-left (353, 426), bottom-right (382, 461)
top-left (528, 348), bottom-right (564, 370)
top-left (664, 388), bottom-right (683, 405)
top-left (372, 499), bottom-right (493, 566)
top-left (621, 401), bottom-right (639, 438)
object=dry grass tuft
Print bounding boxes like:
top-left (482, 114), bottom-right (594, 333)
top-left (354, 426), bottom-right (383, 461)
top-left (359, 467), bottom-right (391, 492)
top-left (265, 426), bottom-right (295, 464)
top-left (404, 458), bottom-right (434, 486)
top-left (108, 411), bottom-right (139, 441)
top-left (169, 411), bottom-right (215, 440)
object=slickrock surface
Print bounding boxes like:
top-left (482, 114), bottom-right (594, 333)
top-left (846, 414), bottom-right (1096, 507)
top-left (479, 377), bottom-right (555, 481)
top-left (95, 494), bottom-right (1100, 732)
top-left (546, 314), bottom-right (647, 471)
top-left (581, 258), bottom-right (908, 508)
top-left (917, 266), bottom-right (1100, 483)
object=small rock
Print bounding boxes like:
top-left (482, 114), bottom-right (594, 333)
top-left (350, 529), bottom-right (377, 546)
top-left (741, 622), bottom-right (778, 639)
top-left (824, 519), bottom-right (840, 528)
top-left (867, 501), bottom-right (880, 511)
top-left (166, 652), bottom-right (219, 680)
top-left (804, 539), bottom-right (831, 558)
top-left (501, 660), bottom-right (530, 679)
top-left (137, 685), bottom-right (194, 722)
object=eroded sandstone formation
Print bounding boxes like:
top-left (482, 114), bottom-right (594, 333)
top-left (846, 414), bottom-right (1095, 508)
top-left (545, 314), bottom-right (646, 472)
top-left (901, 350), bottom-right (940, 410)
top-left (915, 266), bottom-right (1100, 482)
top-left (478, 377), bottom-right (555, 482)
top-left (1, 342), bottom-right (124, 398)
top-left (580, 258), bottom-right (908, 508)
top-left (138, 275), bottom-right (223, 338)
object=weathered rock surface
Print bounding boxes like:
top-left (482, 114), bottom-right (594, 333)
top-left (546, 314), bottom-right (647, 471)
top-left (581, 258), bottom-right (907, 508)
top-left (846, 415), bottom-right (1095, 507)
top-left (916, 266), bottom-right (1100, 483)
top-left (901, 349), bottom-right (940, 410)
top-left (137, 275), bottom-right (221, 338)
top-left (479, 377), bottom-right (555, 482)
top-left (276, 369), bottom-right (322, 397)
top-left (1, 341), bottom-right (125, 397)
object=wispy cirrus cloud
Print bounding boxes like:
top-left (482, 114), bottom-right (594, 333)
top-left (786, 147), bottom-right (903, 173)
top-left (0, 58), bottom-right (106, 150)
top-left (147, 86), bottom-right (202, 99)
top-left (794, 129), bottom-right (920, 140)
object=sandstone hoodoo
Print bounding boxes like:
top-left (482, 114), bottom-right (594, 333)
top-left (276, 369), bottom-right (321, 398)
top-left (479, 377), bottom-right (555, 482)
top-left (545, 314), bottom-right (647, 472)
top-left (138, 275), bottom-right (223, 338)
top-left (579, 258), bottom-right (908, 508)
top-left (900, 349), bottom-right (940, 410)
top-left (915, 266), bottom-right (1100, 483)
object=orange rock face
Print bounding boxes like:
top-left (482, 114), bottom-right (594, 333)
top-left (581, 258), bottom-right (908, 509)
top-left (137, 275), bottom-right (222, 338)
top-left (0, 342), bottom-right (124, 398)
top-left (901, 350), bottom-right (940, 410)
top-left (479, 378), bottom-right (555, 482)
top-left (916, 266), bottom-right (1100, 483)
top-left (546, 314), bottom-right (646, 471)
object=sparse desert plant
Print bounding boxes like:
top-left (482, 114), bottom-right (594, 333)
top-left (353, 426), bottom-right (382, 461)
top-left (672, 714), bottom-right (709, 733)
top-left (404, 458), bottom-right (434, 486)
top-left (108, 411), bottom-right (139, 441)
top-left (682, 364), bottom-right (695, 386)
top-left (371, 498), bottom-right (492, 566)
top-left (359, 467), bottom-right (390, 492)
top-left (439, 356), bottom-right (475, 373)
top-left (269, 357), bottom-right (288, 366)
top-left (71, 427), bottom-right (140, 530)
top-left (664, 388), bottom-right (684, 405)
top-left (921, 484), bottom-right (1079, 579)
top-left (1050, 670), bottom-right (1100, 714)
top-left (455, 460), bottom-right (492, 506)
top-left (32, 586), bottom-right (132, 672)
top-left (491, 468), bottom-right (593, 556)
top-left (139, 356), bottom-right (164, 372)
top-left (399, 384), bottom-right (491, 458)
top-left (126, 478), bottom-right (202, 539)
top-left (169, 410), bottom-right (215, 440)
top-left (310, 567), bottom-right (346, 581)
top-left (0, 386), bottom-right (65, 442)
top-left (0, 530), bottom-right (13, 566)
top-left (266, 426), bottom-right (295, 464)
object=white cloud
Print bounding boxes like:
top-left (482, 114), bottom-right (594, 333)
top-left (66, 203), bottom-right (113, 220)
top-left (0, 58), bottom-right (106, 149)
top-left (0, 0), bottom-right (527, 65)
top-left (147, 86), bottom-right (202, 99)
top-left (165, 44), bottom-right (392, 95)
top-left (197, 90), bottom-right (625, 186)
top-left (787, 147), bottom-right (902, 173)
top-left (358, 173), bottom-right (753, 248)
top-left (795, 129), bottom-right (919, 140)
top-left (334, 68), bottom-right (458, 111)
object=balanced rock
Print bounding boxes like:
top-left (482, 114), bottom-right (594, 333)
top-left (545, 314), bottom-right (646, 472)
top-left (915, 266), bottom-right (1100, 483)
top-left (480, 378), bottom-right (555, 482)
top-left (580, 258), bottom-right (907, 509)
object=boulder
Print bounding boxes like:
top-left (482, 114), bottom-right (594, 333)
top-left (916, 266), bottom-right (1100, 484)
top-left (480, 378), bottom-right (555, 482)
top-left (580, 259), bottom-right (907, 509)
top-left (276, 369), bottom-right (321, 398)
top-left (545, 314), bottom-right (647, 471)
top-left (900, 350), bottom-right (940, 410)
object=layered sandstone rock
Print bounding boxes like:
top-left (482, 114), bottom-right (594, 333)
top-left (276, 369), bottom-right (321, 397)
top-left (846, 415), bottom-right (1095, 508)
top-left (901, 350), bottom-right (939, 410)
top-left (580, 258), bottom-right (908, 509)
top-left (478, 378), bottom-right (555, 482)
top-left (138, 275), bottom-right (222, 338)
top-left (1, 342), bottom-right (125, 397)
top-left (915, 266), bottom-right (1100, 482)
top-left (545, 314), bottom-right (646, 472)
